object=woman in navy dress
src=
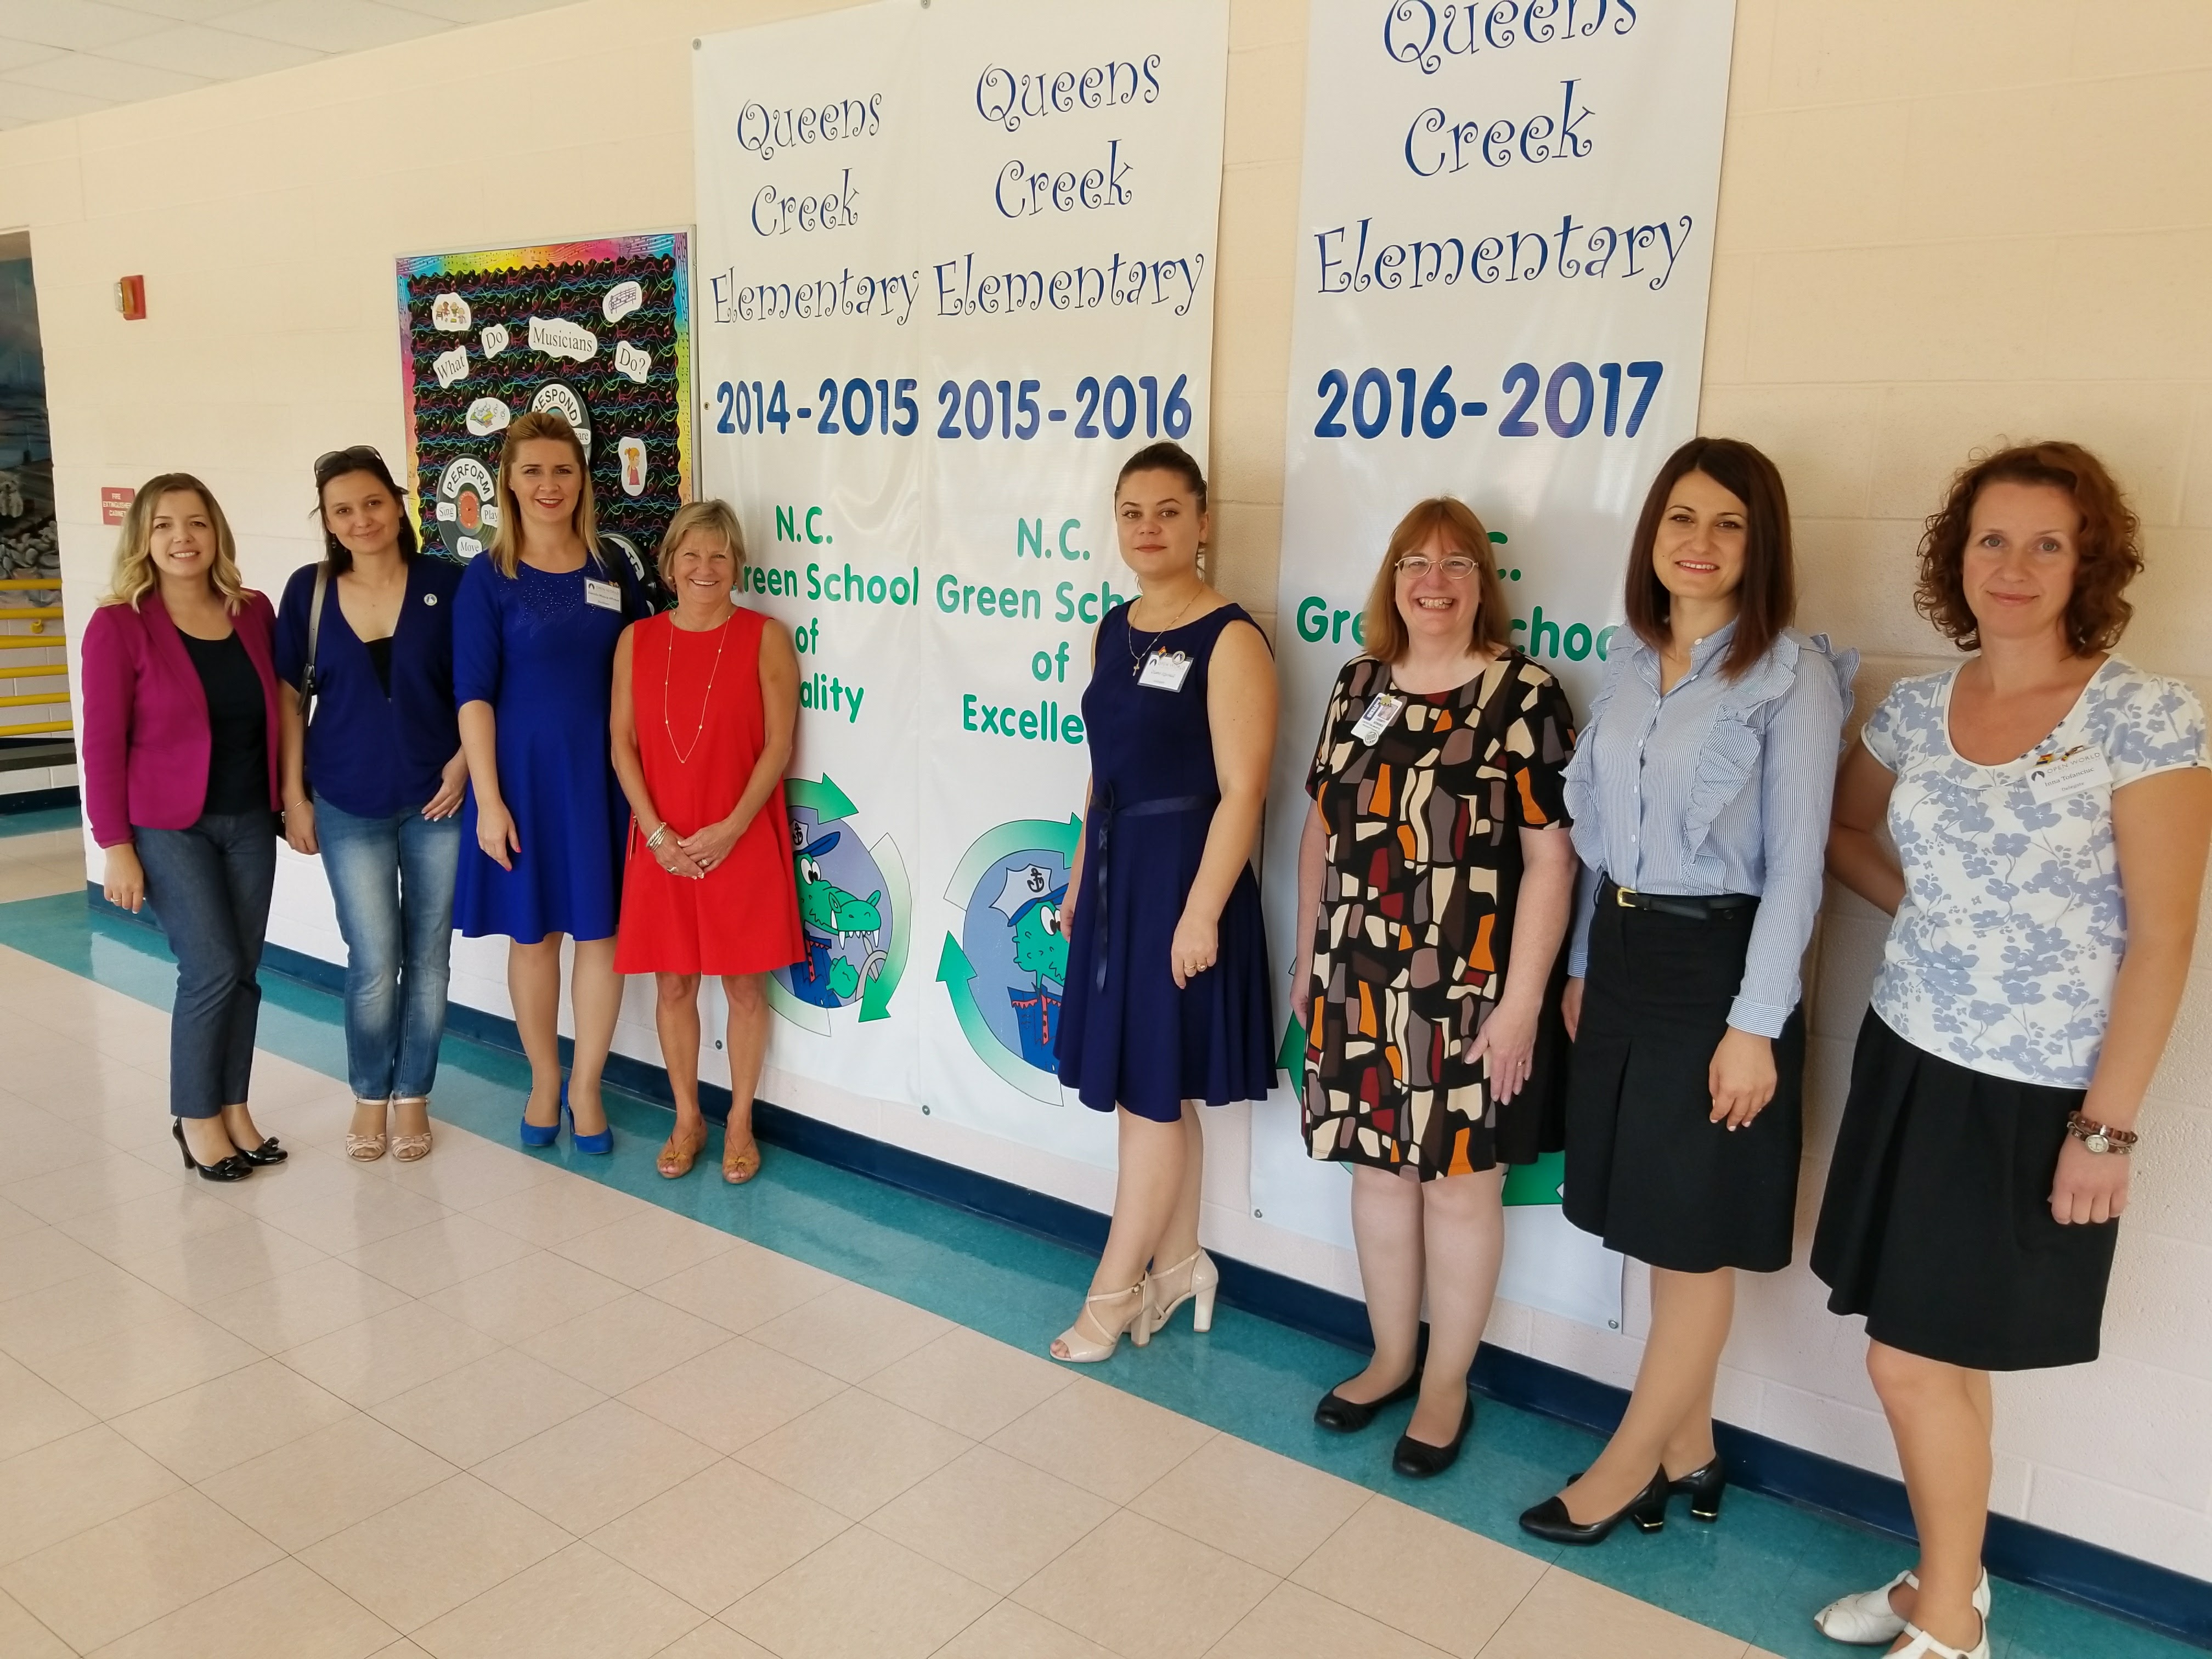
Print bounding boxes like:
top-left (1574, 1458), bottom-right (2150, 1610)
top-left (453, 410), bottom-right (642, 1153)
top-left (1051, 442), bottom-right (1278, 1361)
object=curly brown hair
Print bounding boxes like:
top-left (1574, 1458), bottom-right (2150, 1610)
top-left (1916, 442), bottom-right (2142, 654)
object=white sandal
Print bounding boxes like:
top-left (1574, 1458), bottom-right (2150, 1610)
top-left (1051, 1282), bottom-right (1150, 1363)
top-left (1889, 1617), bottom-right (1988, 1659)
top-left (1140, 1248), bottom-right (1218, 1342)
top-left (1814, 1570), bottom-right (1989, 1645)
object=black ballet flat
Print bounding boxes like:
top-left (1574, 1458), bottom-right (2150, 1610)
top-left (172, 1120), bottom-right (252, 1183)
top-left (1391, 1388), bottom-right (1474, 1479)
top-left (1668, 1455), bottom-right (1726, 1521)
top-left (232, 1137), bottom-right (286, 1166)
top-left (1518, 1470), bottom-right (1669, 1544)
top-left (1314, 1369), bottom-right (1421, 1434)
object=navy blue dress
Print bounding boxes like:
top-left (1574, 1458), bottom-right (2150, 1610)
top-left (1056, 603), bottom-right (1276, 1121)
top-left (452, 552), bottom-right (635, 944)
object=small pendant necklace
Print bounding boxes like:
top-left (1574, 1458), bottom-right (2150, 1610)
top-left (663, 612), bottom-right (733, 765)
top-left (1126, 586), bottom-right (1202, 678)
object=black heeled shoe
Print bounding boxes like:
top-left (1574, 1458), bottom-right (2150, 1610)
top-left (1391, 1388), bottom-right (1474, 1479)
top-left (172, 1120), bottom-right (252, 1183)
top-left (1518, 1469), bottom-right (1669, 1544)
top-left (1314, 1369), bottom-right (1421, 1434)
top-left (232, 1137), bottom-right (286, 1166)
top-left (1668, 1455), bottom-right (1726, 1521)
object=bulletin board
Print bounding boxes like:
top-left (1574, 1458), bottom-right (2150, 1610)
top-left (394, 232), bottom-right (694, 584)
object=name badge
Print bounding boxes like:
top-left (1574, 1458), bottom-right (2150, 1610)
top-left (1351, 692), bottom-right (1407, 746)
top-left (583, 578), bottom-right (623, 612)
top-left (1138, 650), bottom-right (1193, 692)
top-left (2027, 744), bottom-right (2111, 804)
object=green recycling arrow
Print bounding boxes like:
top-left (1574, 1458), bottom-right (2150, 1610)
top-left (857, 831), bottom-right (912, 1023)
top-left (935, 933), bottom-right (1061, 1103)
top-left (785, 774), bottom-right (860, 822)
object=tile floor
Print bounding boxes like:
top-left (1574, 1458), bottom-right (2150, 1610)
top-left (0, 816), bottom-right (2192, 1659)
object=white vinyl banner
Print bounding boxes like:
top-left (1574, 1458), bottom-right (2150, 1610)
top-left (1256, 0), bottom-right (1739, 1330)
top-left (693, 0), bottom-right (1228, 1159)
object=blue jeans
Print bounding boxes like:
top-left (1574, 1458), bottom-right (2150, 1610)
top-left (317, 800), bottom-right (461, 1101)
top-left (136, 810), bottom-right (277, 1119)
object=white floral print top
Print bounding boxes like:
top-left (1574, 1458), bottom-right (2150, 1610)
top-left (1865, 657), bottom-right (2208, 1087)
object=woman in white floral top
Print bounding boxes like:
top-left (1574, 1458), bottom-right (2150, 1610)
top-left (1814, 443), bottom-right (2211, 1659)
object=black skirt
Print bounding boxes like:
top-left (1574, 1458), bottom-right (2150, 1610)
top-left (1812, 1009), bottom-right (2117, 1371)
top-left (1562, 887), bottom-right (1805, 1273)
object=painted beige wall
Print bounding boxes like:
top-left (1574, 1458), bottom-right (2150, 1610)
top-left (3, 0), bottom-right (2209, 1575)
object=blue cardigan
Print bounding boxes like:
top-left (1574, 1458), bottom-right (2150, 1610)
top-left (273, 556), bottom-right (464, 819)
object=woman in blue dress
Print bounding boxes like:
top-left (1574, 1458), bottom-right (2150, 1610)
top-left (453, 410), bottom-right (642, 1152)
top-left (1051, 442), bottom-right (1278, 1362)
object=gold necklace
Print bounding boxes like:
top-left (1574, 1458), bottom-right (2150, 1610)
top-left (662, 611), bottom-right (733, 765)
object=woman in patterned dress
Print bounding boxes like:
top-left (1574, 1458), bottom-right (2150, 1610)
top-left (1293, 497), bottom-right (1578, 1478)
top-left (1811, 445), bottom-right (2210, 1659)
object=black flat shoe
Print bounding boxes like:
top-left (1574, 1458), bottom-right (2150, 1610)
top-left (1314, 1369), bottom-right (1421, 1434)
top-left (1391, 1388), bottom-right (1474, 1479)
top-left (232, 1137), bottom-right (286, 1166)
top-left (1519, 1470), bottom-right (1669, 1544)
top-left (1668, 1455), bottom-right (1725, 1521)
top-left (172, 1120), bottom-right (252, 1183)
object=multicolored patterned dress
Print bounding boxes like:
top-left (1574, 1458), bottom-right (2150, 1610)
top-left (1300, 652), bottom-right (1576, 1180)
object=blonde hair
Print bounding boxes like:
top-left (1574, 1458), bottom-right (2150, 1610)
top-left (489, 411), bottom-right (599, 578)
top-left (656, 499), bottom-right (746, 586)
top-left (100, 473), bottom-right (249, 612)
top-left (1359, 496), bottom-right (1511, 664)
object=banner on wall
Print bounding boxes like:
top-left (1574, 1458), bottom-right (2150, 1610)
top-left (693, 0), bottom-right (1228, 1154)
top-left (395, 234), bottom-right (695, 595)
top-left (1257, 0), bottom-right (1740, 1329)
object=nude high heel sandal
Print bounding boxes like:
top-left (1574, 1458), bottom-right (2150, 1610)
top-left (1051, 1281), bottom-right (1152, 1363)
top-left (1140, 1248), bottom-right (1218, 1342)
top-left (345, 1098), bottom-right (390, 1162)
top-left (390, 1097), bottom-right (433, 1163)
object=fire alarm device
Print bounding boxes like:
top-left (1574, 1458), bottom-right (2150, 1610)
top-left (116, 276), bottom-right (146, 320)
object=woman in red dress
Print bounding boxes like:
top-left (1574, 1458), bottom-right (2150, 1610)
top-left (612, 500), bottom-right (803, 1182)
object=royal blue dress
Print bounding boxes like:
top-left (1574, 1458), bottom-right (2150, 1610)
top-left (452, 552), bottom-right (637, 944)
top-left (1055, 602), bottom-right (1277, 1122)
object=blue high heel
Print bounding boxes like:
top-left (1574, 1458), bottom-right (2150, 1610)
top-left (518, 1080), bottom-right (561, 1148)
top-left (567, 1080), bottom-right (613, 1156)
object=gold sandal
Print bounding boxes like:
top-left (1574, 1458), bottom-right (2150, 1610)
top-left (345, 1098), bottom-right (390, 1162)
top-left (391, 1097), bottom-right (433, 1163)
top-left (658, 1122), bottom-right (708, 1179)
top-left (722, 1135), bottom-right (763, 1185)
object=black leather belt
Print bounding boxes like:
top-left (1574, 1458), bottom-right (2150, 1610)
top-left (1604, 878), bottom-right (1757, 921)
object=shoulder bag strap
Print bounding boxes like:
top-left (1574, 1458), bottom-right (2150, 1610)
top-left (298, 563), bottom-right (329, 719)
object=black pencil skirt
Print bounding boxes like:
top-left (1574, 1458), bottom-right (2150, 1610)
top-left (1562, 890), bottom-right (1805, 1274)
top-left (1812, 1009), bottom-right (2117, 1371)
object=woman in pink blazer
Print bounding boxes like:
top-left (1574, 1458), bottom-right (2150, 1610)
top-left (81, 473), bottom-right (287, 1182)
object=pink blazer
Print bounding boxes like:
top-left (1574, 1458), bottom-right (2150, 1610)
top-left (80, 589), bottom-right (283, 848)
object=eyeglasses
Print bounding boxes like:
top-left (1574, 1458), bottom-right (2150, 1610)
top-left (1395, 555), bottom-right (1480, 582)
top-left (314, 445), bottom-right (385, 483)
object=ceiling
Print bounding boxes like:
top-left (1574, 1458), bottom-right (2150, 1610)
top-left (0, 0), bottom-right (588, 129)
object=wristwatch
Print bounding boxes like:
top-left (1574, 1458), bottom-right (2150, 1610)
top-left (2067, 1113), bottom-right (2138, 1156)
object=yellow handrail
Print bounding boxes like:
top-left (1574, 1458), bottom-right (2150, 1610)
top-left (0, 607), bottom-right (61, 620)
top-left (0, 579), bottom-right (59, 590)
top-left (0, 637), bottom-right (61, 650)
top-left (0, 691), bottom-right (70, 708)
top-left (0, 720), bottom-right (69, 736)
top-left (4, 664), bottom-right (64, 678)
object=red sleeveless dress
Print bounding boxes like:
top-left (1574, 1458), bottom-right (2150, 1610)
top-left (614, 608), bottom-right (804, 975)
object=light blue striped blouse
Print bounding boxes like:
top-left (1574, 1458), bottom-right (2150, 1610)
top-left (1562, 620), bottom-right (1857, 1038)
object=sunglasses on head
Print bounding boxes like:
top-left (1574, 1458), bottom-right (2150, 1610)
top-left (314, 444), bottom-right (386, 483)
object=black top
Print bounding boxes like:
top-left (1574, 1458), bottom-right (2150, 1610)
top-left (362, 635), bottom-right (394, 698)
top-left (179, 630), bottom-right (268, 815)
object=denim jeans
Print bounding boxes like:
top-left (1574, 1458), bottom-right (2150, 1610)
top-left (317, 799), bottom-right (461, 1101)
top-left (135, 810), bottom-right (278, 1119)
